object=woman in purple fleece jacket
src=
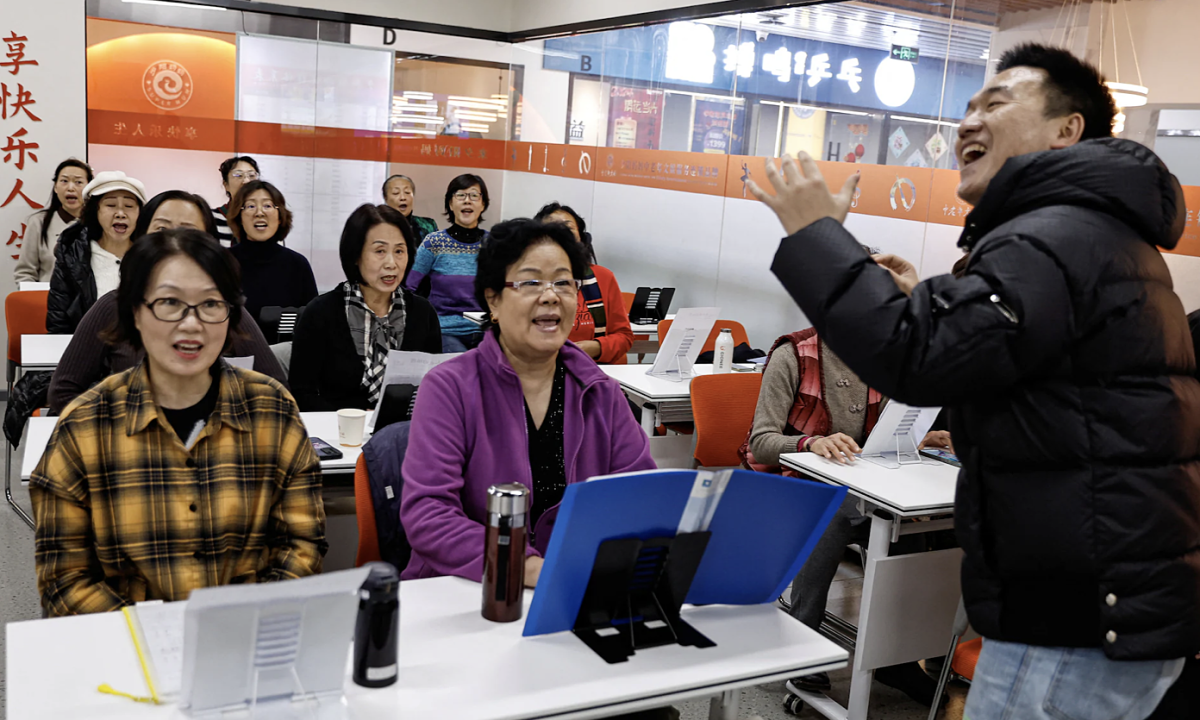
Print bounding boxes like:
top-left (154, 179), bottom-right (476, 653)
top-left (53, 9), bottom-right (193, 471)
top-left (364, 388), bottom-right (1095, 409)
top-left (400, 218), bottom-right (655, 586)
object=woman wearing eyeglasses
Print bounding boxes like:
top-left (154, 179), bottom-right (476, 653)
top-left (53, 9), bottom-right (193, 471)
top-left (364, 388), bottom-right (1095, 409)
top-left (400, 218), bottom-right (654, 585)
top-left (212, 156), bottom-right (260, 247)
top-left (14, 158), bottom-right (93, 283)
top-left (30, 228), bottom-right (326, 616)
top-left (228, 180), bottom-right (318, 325)
top-left (405, 173), bottom-right (491, 352)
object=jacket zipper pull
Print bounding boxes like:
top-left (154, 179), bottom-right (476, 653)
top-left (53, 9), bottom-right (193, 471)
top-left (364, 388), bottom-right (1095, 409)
top-left (990, 294), bottom-right (1018, 324)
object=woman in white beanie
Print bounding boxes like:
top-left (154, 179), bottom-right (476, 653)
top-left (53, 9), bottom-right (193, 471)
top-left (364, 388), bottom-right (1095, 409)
top-left (46, 171), bottom-right (147, 334)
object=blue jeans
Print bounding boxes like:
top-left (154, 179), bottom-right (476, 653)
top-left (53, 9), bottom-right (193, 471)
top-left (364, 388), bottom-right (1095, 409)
top-left (441, 332), bottom-right (483, 353)
top-left (964, 639), bottom-right (1184, 720)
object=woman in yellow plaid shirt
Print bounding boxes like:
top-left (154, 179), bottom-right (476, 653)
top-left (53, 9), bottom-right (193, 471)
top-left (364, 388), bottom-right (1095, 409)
top-left (30, 228), bottom-right (327, 616)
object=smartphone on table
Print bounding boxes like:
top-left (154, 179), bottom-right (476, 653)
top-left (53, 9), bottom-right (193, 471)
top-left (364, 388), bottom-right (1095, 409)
top-left (310, 437), bottom-right (344, 460)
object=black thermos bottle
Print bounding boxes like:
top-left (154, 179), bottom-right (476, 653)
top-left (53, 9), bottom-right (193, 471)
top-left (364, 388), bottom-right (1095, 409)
top-left (353, 562), bottom-right (400, 688)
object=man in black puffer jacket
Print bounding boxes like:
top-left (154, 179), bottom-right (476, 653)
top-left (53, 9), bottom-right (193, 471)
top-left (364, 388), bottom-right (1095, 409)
top-left (751, 44), bottom-right (1199, 719)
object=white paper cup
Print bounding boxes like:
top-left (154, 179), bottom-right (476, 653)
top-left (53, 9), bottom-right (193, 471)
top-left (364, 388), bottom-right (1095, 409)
top-left (337, 408), bottom-right (369, 447)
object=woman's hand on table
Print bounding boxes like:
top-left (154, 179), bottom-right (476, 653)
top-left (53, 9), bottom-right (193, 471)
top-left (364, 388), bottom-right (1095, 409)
top-left (524, 556), bottom-right (544, 588)
top-left (809, 433), bottom-right (860, 464)
top-left (919, 430), bottom-right (954, 453)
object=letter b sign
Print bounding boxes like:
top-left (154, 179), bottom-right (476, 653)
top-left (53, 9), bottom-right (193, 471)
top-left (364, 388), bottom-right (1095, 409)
top-left (580, 54), bottom-right (592, 73)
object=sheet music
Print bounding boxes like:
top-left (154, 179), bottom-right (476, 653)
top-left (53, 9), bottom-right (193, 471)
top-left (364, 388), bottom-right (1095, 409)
top-left (647, 307), bottom-right (719, 380)
top-left (132, 600), bottom-right (187, 698)
top-left (368, 350), bottom-right (461, 432)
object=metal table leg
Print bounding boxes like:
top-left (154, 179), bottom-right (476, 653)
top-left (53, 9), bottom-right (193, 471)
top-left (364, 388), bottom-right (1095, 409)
top-left (6, 440), bottom-right (34, 529)
top-left (708, 688), bottom-right (741, 720)
top-left (845, 511), bottom-right (896, 720)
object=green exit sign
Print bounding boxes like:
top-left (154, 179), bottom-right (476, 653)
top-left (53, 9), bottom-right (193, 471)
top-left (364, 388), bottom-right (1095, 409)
top-left (891, 45), bottom-right (920, 63)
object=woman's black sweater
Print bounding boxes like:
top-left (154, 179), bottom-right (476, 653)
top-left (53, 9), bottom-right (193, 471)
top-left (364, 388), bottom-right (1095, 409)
top-left (289, 284), bottom-right (442, 411)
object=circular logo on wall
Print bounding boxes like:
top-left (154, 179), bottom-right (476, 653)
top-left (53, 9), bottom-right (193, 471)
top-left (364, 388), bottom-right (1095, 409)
top-left (142, 60), bottom-right (194, 111)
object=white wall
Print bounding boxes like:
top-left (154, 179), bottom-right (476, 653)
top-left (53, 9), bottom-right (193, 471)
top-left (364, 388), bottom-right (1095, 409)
top-left (2, 0), bottom-right (87, 351)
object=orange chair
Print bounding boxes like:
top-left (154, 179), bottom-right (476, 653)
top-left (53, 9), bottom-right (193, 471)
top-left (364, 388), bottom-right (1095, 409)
top-left (657, 319), bottom-right (750, 355)
top-left (6, 290), bottom-right (49, 390)
top-left (690, 373), bottom-right (762, 468)
top-left (353, 454), bottom-right (383, 567)
top-left (5, 290), bottom-right (48, 529)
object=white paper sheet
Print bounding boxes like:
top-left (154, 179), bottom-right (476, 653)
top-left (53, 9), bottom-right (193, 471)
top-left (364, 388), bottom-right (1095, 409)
top-left (181, 567), bottom-right (371, 711)
top-left (129, 600), bottom-right (188, 699)
top-left (859, 401), bottom-right (941, 464)
top-left (367, 350), bottom-right (461, 432)
top-left (647, 307), bottom-right (719, 381)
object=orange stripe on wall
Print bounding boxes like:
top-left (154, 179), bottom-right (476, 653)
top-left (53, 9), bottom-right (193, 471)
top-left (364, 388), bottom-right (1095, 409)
top-left (83, 119), bottom-right (1200, 259)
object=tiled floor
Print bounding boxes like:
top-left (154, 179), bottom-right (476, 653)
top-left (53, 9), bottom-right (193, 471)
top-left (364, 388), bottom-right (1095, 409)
top-left (0, 407), bottom-right (967, 719)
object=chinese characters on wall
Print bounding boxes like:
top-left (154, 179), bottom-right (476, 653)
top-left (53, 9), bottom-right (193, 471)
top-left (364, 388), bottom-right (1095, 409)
top-left (2, 31), bottom-right (43, 261)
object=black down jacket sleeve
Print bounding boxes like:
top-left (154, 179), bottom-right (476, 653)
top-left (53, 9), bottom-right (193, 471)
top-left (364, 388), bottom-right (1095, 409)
top-left (770, 218), bottom-right (1074, 407)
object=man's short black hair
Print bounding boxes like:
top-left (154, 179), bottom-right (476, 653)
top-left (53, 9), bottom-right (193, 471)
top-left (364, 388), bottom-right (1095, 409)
top-left (997, 43), bottom-right (1117, 141)
top-left (338, 203), bottom-right (416, 284)
top-left (474, 218), bottom-right (587, 322)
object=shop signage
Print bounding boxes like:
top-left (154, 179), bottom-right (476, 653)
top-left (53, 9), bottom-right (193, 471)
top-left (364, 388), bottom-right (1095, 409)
top-left (545, 23), bottom-right (984, 120)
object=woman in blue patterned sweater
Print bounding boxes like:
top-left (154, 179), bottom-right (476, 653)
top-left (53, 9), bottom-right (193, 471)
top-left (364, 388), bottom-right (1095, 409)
top-left (405, 174), bottom-right (490, 352)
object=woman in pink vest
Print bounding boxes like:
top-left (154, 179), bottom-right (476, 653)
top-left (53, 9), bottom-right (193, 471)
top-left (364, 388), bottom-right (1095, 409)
top-left (739, 301), bottom-right (945, 708)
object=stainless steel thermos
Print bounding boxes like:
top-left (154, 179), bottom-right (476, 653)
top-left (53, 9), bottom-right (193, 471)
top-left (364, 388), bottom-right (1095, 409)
top-left (482, 484), bottom-right (529, 623)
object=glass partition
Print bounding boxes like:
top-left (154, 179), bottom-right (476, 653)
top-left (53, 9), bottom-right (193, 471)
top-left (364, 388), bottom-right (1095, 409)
top-left (81, 0), bottom-right (1013, 346)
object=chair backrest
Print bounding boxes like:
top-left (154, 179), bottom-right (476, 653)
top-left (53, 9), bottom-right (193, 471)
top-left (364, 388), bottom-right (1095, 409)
top-left (621, 291), bottom-right (636, 313)
top-left (690, 372), bottom-right (762, 467)
top-left (656, 319), bottom-right (750, 355)
top-left (6, 290), bottom-right (49, 365)
top-left (258, 305), bottom-right (305, 344)
top-left (353, 455), bottom-right (382, 567)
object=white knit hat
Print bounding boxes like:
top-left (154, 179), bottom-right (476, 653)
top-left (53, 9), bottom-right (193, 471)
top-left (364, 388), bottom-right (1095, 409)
top-left (83, 171), bottom-right (147, 204)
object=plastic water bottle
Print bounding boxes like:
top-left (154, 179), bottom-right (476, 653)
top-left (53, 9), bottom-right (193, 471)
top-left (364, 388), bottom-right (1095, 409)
top-left (714, 328), bottom-right (734, 374)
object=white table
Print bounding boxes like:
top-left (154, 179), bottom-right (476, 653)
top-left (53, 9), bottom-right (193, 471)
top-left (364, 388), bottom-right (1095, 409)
top-left (6, 575), bottom-right (848, 720)
top-left (21, 411), bottom-right (360, 481)
top-left (18, 334), bottom-right (72, 372)
top-left (779, 452), bottom-right (961, 720)
top-left (600, 364), bottom-right (712, 436)
top-left (18, 281), bottom-right (49, 291)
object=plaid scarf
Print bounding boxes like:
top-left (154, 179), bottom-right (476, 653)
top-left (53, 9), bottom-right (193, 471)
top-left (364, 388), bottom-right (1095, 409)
top-left (344, 282), bottom-right (406, 403)
top-left (580, 264), bottom-right (607, 338)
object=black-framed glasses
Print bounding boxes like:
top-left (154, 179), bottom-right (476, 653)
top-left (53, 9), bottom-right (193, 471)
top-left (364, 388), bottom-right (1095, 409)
top-left (453, 192), bottom-right (482, 202)
top-left (503, 279), bottom-right (581, 297)
top-left (144, 297), bottom-right (232, 323)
